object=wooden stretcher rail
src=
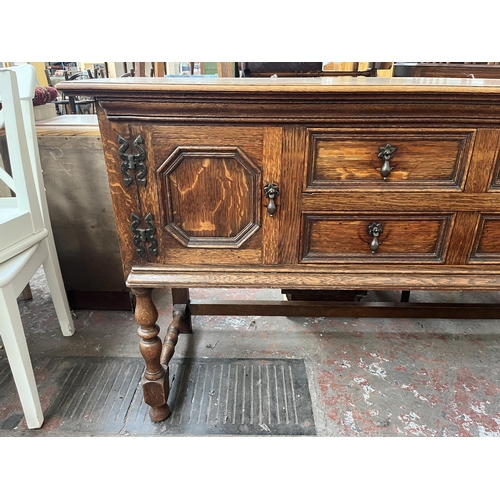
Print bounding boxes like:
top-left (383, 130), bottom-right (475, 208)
top-left (188, 299), bottom-right (500, 319)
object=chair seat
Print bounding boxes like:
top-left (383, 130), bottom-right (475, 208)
top-left (0, 207), bottom-right (32, 246)
top-left (0, 208), bottom-right (47, 263)
top-left (0, 205), bottom-right (23, 223)
top-left (0, 243), bottom-right (39, 287)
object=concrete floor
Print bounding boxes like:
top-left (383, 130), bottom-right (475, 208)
top-left (1, 267), bottom-right (500, 437)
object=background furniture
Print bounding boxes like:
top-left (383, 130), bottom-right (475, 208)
top-left (63, 71), bottom-right (97, 114)
top-left (0, 64), bottom-right (75, 429)
top-left (393, 62), bottom-right (500, 79)
top-left (35, 114), bottom-right (130, 310)
top-left (242, 62), bottom-right (392, 77)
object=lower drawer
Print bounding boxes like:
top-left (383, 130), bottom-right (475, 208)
top-left (300, 213), bottom-right (453, 263)
top-left (470, 215), bottom-right (500, 262)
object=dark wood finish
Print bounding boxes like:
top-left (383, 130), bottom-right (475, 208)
top-left (158, 146), bottom-right (260, 245)
top-left (301, 214), bottom-right (452, 263)
top-left (66, 291), bottom-right (132, 311)
top-left (171, 288), bottom-right (192, 333)
top-left (132, 287), bottom-right (170, 422)
top-left (126, 264), bottom-right (500, 290)
top-left (282, 289), bottom-right (367, 301)
top-left (471, 215), bottom-right (500, 262)
top-left (393, 63), bottom-right (500, 79)
top-left (160, 306), bottom-right (184, 365)
top-left (188, 299), bottom-right (500, 319)
top-left (58, 77), bottom-right (500, 422)
top-left (242, 62), bottom-right (390, 78)
top-left (306, 129), bottom-right (473, 189)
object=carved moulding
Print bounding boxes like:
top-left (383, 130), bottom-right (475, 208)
top-left (157, 146), bottom-right (262, 248)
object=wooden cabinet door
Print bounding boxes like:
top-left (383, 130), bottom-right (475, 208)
top-left (127, 124), bottom-right (283, 267)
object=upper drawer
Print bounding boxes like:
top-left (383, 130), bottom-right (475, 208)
top-left (305, 128), bottom-right (475, 191)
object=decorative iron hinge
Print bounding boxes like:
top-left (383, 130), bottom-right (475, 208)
top-left (131, 212), bottom-right (158, 257)
top-left (118, 135), bottom-right (147, 187)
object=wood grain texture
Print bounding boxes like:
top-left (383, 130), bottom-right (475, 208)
top-left (306, 129), bottom-right (473, 189)
top-left (262, 127), bottom-right (283, 264)
top-left (445, 212), bottom-right (482, 265)
top-left (57, 76), bottom-right (500, 94)
top-left (279, 127), bottom-right (307, 264)
top-left (127, 265), bottom-right (500, 291)
top-left (300, 192), bottom-right (500, 212)
top-left (86, 80), bottom-right (500, 286)
top-left (301, 214), bottom-right (451, 263)
top-left (393, 63), bottom-right (500, 80)
top-left (132, 287), bottom-right (170, 422)
top-left (470, 215), bottom-right (500, 262)
top-left (82, 78), bottom-right (500, 421)
top-left (153, 125), bottom-right (263, 255)
top-left (188, 300), bottom-right (500, 319)
top-left (97, 106), bottom-right (141, 279)
top-left (466, 129), bottom-right (500, 192)
top-left (162, 152), bottom-right (258, 241)
top-left (58, 78), bottom-right (500, 130)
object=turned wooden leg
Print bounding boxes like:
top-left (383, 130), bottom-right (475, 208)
top-left (161, 306), bottom-right (185, 366)
top-left (171, 288), bottom-right (192, 333)
top-left (132, 287), bottom-right (170, 422)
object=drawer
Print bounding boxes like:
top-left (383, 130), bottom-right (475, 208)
top-left (300, 213), bottom-right (453, 263)
top-left (305, 129), bottom-right (474, 190)
top-left (470, 215), bottom-right (500, 262)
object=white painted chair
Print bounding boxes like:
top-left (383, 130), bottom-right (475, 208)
top-left (0, 64), bottom-right (75, 429)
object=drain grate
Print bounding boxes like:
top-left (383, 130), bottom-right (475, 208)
top-left (0, 356), bottom-right (316, 436)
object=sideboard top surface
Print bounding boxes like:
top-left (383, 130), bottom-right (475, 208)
top-left (57, 76), bottom-right (500, 96)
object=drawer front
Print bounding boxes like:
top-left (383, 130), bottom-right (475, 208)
top-left (470, 215), bottom-right (500, 262)
top-left (305, 129), bottom-right (474, 190)
top-left (300, 213), bottom-right (453, 263)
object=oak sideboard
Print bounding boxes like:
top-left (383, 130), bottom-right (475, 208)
top-left (59, 76), bottom-right (500, 422)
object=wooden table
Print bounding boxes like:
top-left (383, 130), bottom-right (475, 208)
top-left (59, 76), bottom-right (500, 422)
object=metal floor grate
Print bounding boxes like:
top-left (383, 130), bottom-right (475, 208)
top-left (0, 356), bottom-right (316, 436)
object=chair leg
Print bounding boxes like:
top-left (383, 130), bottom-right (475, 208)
top-left (0, 284), bottom-right (44, 429)
top-left (42, 239), bottom-right (75, 337)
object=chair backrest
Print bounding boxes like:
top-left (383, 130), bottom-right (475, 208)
top-left (0, 64), bottom-right (49, 263)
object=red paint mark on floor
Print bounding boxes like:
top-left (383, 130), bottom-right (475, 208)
top-left (443, 368), bottom-right (500, 436)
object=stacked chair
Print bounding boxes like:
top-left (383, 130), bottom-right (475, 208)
top-left (0, 64), bottom-right (75, 429)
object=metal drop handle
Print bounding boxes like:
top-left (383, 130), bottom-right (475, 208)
top-left (367, 222), bottom-right (383, 253)
top-left (377, 144), bottom-right (397, 180)
top-left (264, 183), bottom-right (279, 217)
